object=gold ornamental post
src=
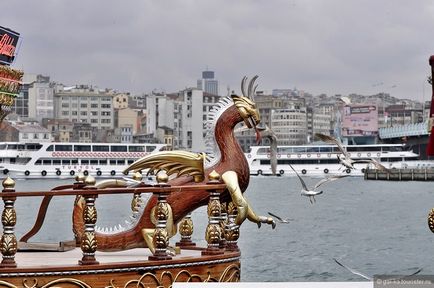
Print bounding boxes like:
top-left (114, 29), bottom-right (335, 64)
top-left (219, 202), bottom-right (228, 249)
top-left (225, 201), bottom-right (240, 252)
top-left (176, 213), bottom-right (196, 248)
top-left (148, 172), bottom-right (172, 260)
top-left (79, 176), bottom-right (99, 265)
top-left (202, 170), bottom-right (224, 256)
top-left (0, 177), bottom-right (17, 268)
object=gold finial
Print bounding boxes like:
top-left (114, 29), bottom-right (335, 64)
top-left (133, 171), bottom-right (143, 181)
top-left (2, 176), bottom-right (15, 189)
top-left (75, 173), bottom-right (86, 183)
top-left (428, 208), bottom-right (434, 233)
top-left (85, 175), bottom-right (96, 186)
top-left (208, 170), bottom-right (221, 182)
top-left (156, 171), bottom-right (169, 184)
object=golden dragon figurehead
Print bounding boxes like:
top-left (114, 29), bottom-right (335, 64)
top-left (231, 75), bottom-right (262, 143)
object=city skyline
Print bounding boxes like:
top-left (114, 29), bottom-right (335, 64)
top-left (4, 1), bottom-right (434, 101)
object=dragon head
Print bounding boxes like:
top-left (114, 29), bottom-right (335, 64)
top-left (231, 75), bottom-right (262, 143)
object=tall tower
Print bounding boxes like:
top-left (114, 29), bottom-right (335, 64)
top-left (197, 70), bottom-right (219, 95)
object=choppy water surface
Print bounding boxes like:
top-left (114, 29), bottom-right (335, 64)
top-left (11, 176), bottom-right (434, 282)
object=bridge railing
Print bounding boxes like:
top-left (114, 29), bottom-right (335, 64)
top-left (379, 121), bottom-right (429, 139)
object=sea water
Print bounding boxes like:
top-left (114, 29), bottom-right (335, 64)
top-left (10, 176), bottom-right (434, 282)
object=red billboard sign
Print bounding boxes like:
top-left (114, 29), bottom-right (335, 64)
top-left (0, 26), bottom-right (20, 66)
top-left (341, 104), bottom-right (378, 137)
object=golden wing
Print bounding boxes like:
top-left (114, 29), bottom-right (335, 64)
top-left (123, 151), bottom-right (206, 183)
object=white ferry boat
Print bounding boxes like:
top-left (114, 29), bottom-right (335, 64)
top-left (0, 142), bottom-right (168, 179)
top-left (246, 144), bottom-right (433, 176)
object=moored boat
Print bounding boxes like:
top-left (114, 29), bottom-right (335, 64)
top-left (246, 143), bottom-right (430, 176)
top-left (0, 142), bottom-right (168, 179)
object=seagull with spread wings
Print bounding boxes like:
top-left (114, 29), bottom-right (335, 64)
top-left (315, 133), bottom-right (390, 172)
top-left (334, 258), bottom-right (422, 281)
top-left (289, 164), bottom-right (348, 203)
top-left (267, 212), bottom-right (293, 223)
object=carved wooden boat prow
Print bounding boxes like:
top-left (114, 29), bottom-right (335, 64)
top-left (0, 77), bottom-right (275, 287)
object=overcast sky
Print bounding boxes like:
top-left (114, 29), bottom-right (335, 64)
top-left (4, 1), bottom-right (434, 100)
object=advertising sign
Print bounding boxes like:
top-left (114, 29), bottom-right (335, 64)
top-left (0, 26), bottom-right (20, 65)
top-left (341, 104), bottom-right (378, 137)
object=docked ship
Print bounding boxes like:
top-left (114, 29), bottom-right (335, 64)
top-left (246, 143), bottom-right (431, 176)
top-left (0, 141), bottom-right (168, 179)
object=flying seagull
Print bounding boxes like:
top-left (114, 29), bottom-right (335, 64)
top-left (268, 212), bottom-right (293, 223)
top-left (289, 164), bottom-right (348, 203)
top-left (333, 258), bottom-right (422, 281)
top-left (314, 133), bottom-right (389, 172)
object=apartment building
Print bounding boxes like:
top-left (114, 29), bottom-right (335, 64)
top-left (271, 107), bottom-right (308, 145)
top-left (146, 88), bottom-right (220, 151)
top-left (0, 121), bottom-right (52, 142)
top-left (53, 85), bottom-right (115, 130)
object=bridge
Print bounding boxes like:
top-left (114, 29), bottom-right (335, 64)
top-left (379, 120), bottom-right (432, 159)
top-left (379, 121), bottom-right (429, 139)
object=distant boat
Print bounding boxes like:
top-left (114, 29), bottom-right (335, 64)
top-left (245, 143), bottom-right (433, 176)
top-left (0, 141), bottom-right (168, 179)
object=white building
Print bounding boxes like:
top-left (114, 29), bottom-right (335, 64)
top-left (53, 85), bottom-right (115, 130)
top-left (26, 74), bottom-right (54, 122)
top-left (146, 93), bottom-right (175, 135)
top-left (146, 88), bottom-right (220, 151)
top-left (312, 104), bottom-right (335, 137)
top-left (271, 107), bottom-right (308, 145)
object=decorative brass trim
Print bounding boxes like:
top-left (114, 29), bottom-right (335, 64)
top-left (428, 208), bottom-right (434, 233)
top-left (107, 263), bottom-right (240, 288)
top-left (0, 256), bottom-right (241, 278)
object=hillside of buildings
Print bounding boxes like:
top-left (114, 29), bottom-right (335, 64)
top-left (0, 72), bottom-right (431, 152)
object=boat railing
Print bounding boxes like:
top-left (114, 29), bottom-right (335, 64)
top-left (0, 171), bottom-right (238, 268)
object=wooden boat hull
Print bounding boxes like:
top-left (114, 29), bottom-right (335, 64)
top-left (0, 248), bottom-right (240, 287)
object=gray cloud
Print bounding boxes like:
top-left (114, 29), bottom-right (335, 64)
top-left (4, 0), bottom-right (434, 100)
